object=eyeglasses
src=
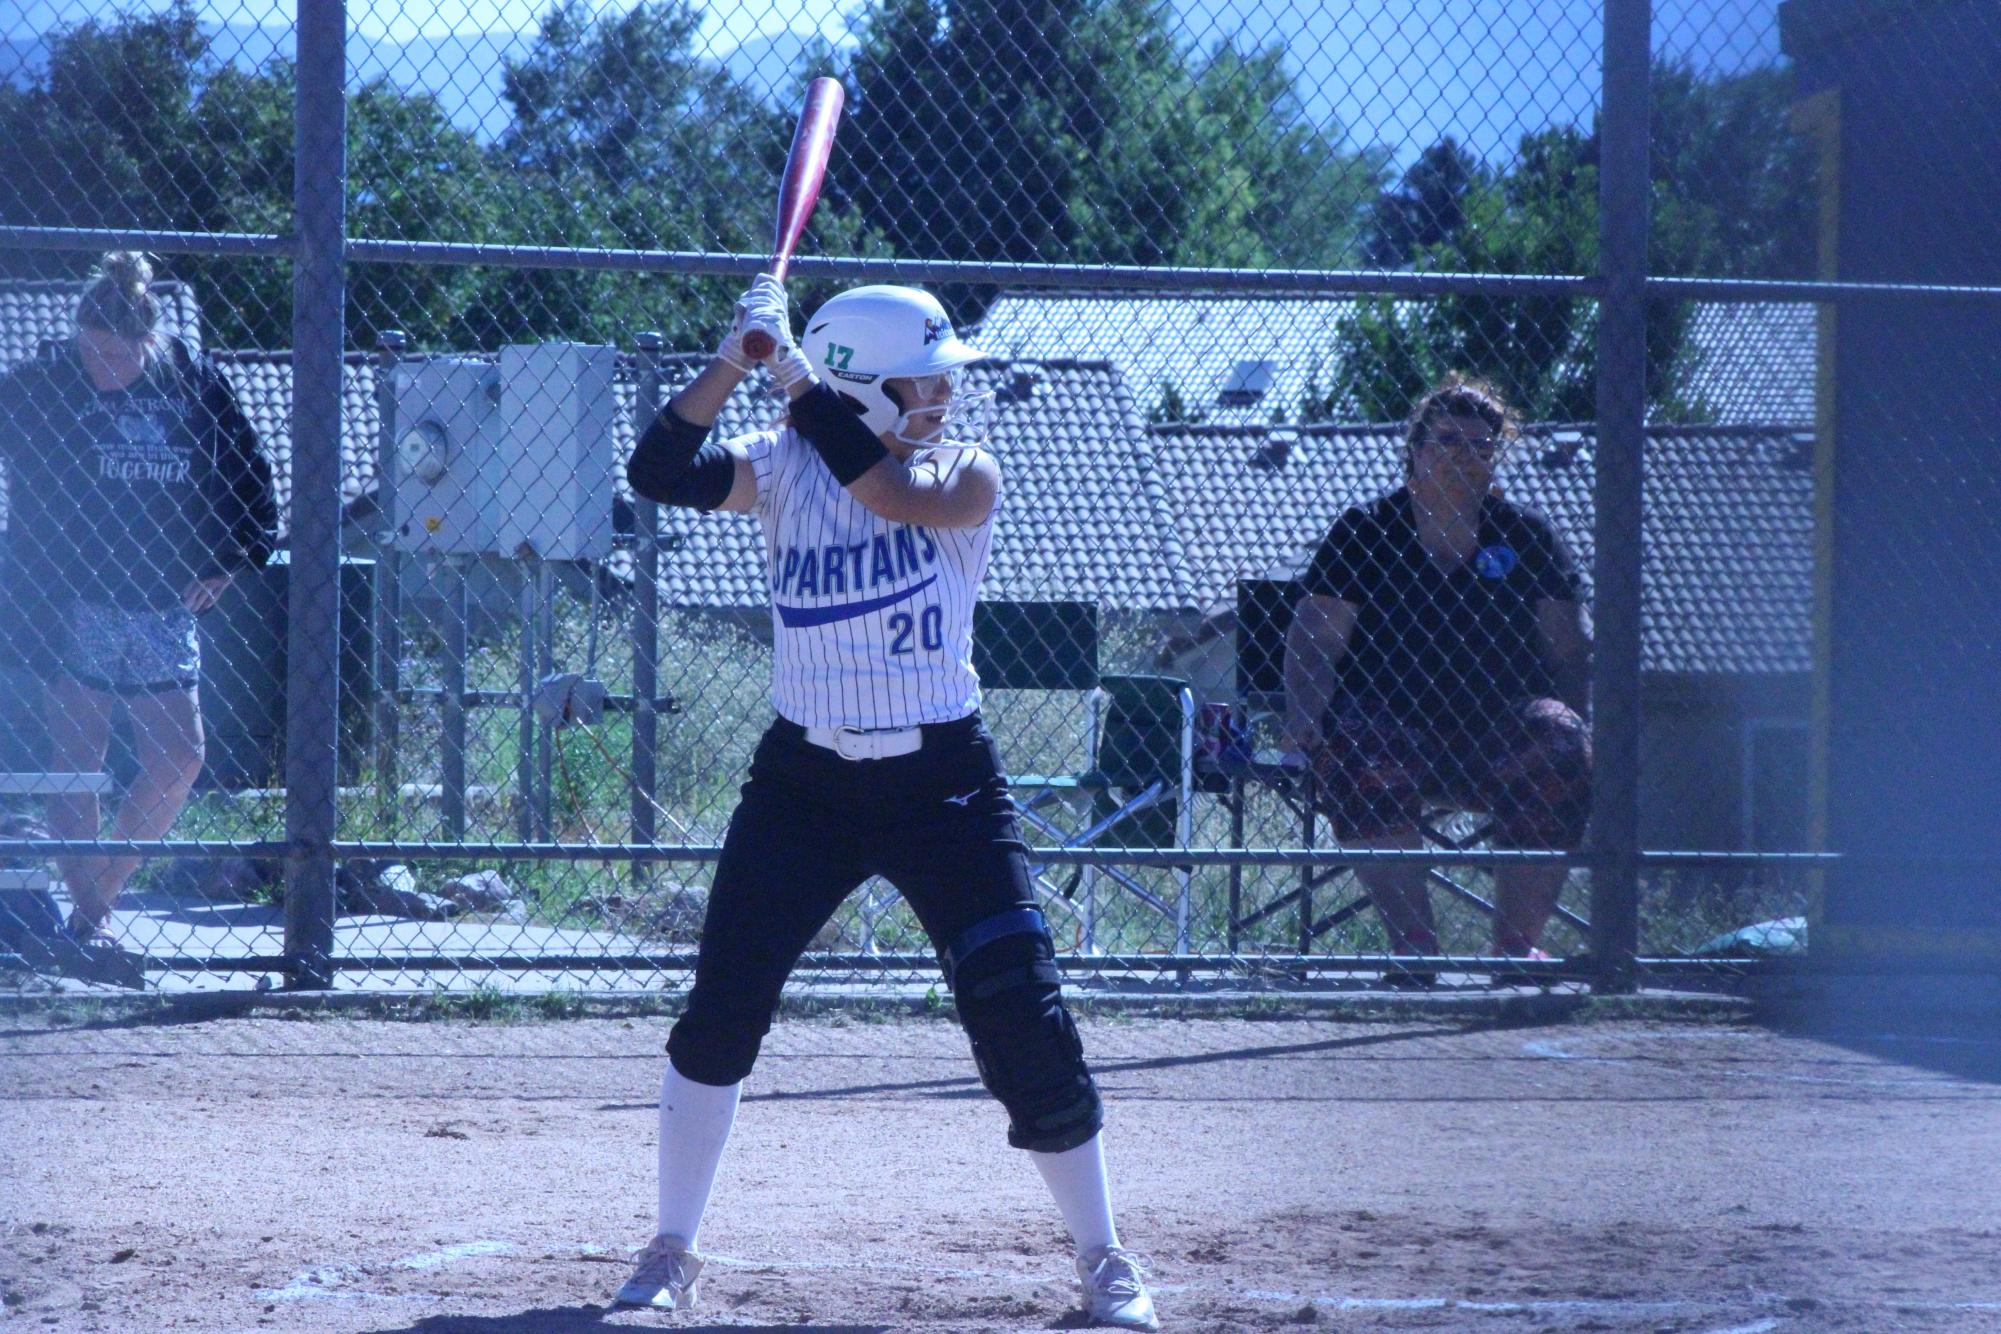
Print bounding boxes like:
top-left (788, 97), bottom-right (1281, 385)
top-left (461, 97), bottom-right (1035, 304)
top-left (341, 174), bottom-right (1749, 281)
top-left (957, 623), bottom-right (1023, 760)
top-left (1426, 432), bottom-right (1503, 456)
top-left (890, 370), bottom-right (958, 407)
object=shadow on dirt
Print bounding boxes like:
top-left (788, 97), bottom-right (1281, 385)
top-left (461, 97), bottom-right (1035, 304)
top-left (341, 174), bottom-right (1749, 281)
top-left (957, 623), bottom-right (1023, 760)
top-left (1756, 971), bottom-right (2001, 1086)
top-left (594, 1017), bottom-right (1533, 1111)
top-left (1816, 1031), bottom-right (2001, 1086)
top-left (361, 1308), bottom-right (889, 1333)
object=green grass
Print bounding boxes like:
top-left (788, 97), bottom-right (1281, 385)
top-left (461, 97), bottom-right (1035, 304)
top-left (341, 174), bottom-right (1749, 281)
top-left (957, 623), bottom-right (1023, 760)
top-left (386, 985), bottom-right (595, 1023)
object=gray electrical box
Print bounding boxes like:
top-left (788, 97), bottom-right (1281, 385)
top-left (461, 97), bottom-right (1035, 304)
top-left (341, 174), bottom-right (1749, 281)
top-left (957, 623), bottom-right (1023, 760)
top-left (392, 343), bottom-right (617, 561)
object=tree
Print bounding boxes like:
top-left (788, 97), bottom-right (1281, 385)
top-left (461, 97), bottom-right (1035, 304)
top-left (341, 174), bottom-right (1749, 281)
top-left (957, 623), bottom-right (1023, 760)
top-left (469, 0), bottom-right (793, 348)
top-left (344, 82), bottom-right (505, 351)
top-left (1648, 59), bottom-right (1816, 282)
top-left (498, 0), bottom-right (770, 196)
top-left (1069, 37), bottom-right (1386, 271)
top-left (839, 0), bottom-right (1387, 315)
top-left (0, 0), bottom-right (796, 351)
top-left (0, 2), bottom-right (301, 341)
top-left (1324, 128), bottom-right (1598, 422)
top-left (0, 2), bottom-right (509, 350)
top-left (1326, 61), bottom-right (1816, 422)
top-left (0, 0), bottom-right (209, 252)
top-left (1362, 137), bottom-right (1486, 269)
top-left (841, 0), bottom-right (1081, 273)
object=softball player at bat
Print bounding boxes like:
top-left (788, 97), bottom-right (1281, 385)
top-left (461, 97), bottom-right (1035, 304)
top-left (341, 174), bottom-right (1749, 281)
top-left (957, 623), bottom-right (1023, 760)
top-left (612, 276), bottom-right (1158, 1331)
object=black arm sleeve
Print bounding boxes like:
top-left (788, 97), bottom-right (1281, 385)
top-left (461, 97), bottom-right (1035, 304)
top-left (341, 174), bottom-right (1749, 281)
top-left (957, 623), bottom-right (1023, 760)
top-left (627, 407), bottom-right (736, 511)
top-left (788, 382), bottom-right (890, 486)
top-left (196, 354), bottom-right (277, 576)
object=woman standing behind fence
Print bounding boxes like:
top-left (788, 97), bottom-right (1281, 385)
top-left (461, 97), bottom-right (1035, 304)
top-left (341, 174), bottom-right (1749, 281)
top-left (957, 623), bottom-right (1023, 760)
top-left (1282, 374), bottom-right (1593, 978)
top-left (610, 276), bottom-right (1157, 1330)
top-left (0, 252), bottom-right (275, 951)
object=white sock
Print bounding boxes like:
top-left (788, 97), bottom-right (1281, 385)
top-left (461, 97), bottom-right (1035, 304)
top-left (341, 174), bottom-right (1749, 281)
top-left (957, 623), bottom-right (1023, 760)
top-left (1031, 1132), bottom-right (1120, 1256)
top-left (656, 1063), bottom-right (741, 1250)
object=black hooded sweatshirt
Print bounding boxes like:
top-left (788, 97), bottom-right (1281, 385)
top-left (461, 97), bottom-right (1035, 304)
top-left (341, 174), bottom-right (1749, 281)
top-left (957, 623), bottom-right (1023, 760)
top-left (0, 338), bottom-right (275, 661)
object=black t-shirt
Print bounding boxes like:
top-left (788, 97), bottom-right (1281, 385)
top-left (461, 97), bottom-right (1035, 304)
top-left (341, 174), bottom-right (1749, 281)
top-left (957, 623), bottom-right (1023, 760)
top-left (0, 339), bottom-right (274, 628)
top-left (1299, 488), bottom-right (1581, 734)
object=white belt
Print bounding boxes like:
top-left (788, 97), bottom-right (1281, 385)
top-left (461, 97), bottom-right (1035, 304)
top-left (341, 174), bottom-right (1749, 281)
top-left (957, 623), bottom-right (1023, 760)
top-left (803, 724), bottom-right (924, 761)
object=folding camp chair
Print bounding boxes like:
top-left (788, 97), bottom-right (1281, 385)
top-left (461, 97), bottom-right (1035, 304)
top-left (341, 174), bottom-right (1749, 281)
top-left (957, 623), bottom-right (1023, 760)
top-left (1011, 674), bottom-right (1198, 955)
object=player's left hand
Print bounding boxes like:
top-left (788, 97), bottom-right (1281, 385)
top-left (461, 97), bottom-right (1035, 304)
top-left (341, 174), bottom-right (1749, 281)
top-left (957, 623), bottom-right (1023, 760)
top-left (735, 275), bottom-right (793, 358)
top-left (737, 276), bottom-right (814, 391)
top-left (718, 275), bottom-right (785, 372)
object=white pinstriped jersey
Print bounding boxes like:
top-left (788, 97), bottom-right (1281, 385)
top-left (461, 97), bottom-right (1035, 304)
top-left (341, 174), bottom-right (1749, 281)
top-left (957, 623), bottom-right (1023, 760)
top-left (741, 425), bottom-right (994, 729)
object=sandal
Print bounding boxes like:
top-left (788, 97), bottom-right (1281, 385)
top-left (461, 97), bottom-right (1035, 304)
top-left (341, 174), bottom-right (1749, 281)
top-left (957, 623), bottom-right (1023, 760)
top-left (65, 909), bottom-right (121, 950)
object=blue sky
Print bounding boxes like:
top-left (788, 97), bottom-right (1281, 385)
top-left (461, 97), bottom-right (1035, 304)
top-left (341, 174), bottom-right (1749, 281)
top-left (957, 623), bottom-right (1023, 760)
top-left (6, 0), bottom-right (1785, 166)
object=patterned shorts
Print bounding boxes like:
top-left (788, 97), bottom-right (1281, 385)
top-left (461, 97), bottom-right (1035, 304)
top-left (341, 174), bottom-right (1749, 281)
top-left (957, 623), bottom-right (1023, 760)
top-left (59, 601), bottom-right (202, 695)
top-left (1311, 696), bottom-right (1593, 849)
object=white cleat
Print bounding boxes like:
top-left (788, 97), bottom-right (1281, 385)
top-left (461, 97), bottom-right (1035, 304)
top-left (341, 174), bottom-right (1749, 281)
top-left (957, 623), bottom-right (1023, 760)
top-left (1076, 1245), bottom-right (1160, 1330)
top-left (613, 1234), bottom-right (705, 1309)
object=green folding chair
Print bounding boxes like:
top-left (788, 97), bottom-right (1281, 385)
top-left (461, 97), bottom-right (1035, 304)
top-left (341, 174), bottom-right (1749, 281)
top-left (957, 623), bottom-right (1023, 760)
top-left (1011, 674), bottom-right (1197, 955)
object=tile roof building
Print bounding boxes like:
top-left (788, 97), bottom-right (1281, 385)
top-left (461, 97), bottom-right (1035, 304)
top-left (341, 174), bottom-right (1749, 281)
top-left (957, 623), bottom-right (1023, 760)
top-left (974, 292), bottom-right (1818, 430)
top-left (0, 280), bottom-right (1818, 847)
top-left (1149, 422), bottom-right (1814, 676)
top-left (2, 280), bottom-right (1815, 678)
top-left (210, 351), bottom-right (379, 538)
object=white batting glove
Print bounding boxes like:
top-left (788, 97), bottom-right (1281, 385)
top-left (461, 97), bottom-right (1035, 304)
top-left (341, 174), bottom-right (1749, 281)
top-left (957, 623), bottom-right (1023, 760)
top-left (767, 344), bottom-right (815, 391)
top-left (734, 276), bottom-right (814, 390)
top-left (716, 321), bottom-right (752, 373)
top-left (720, 274), bottom-right (788, 372)
top-left (736, 276), bottom-right (790, 348)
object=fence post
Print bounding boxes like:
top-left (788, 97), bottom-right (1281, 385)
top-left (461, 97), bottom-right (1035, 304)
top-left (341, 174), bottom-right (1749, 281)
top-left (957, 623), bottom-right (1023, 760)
top-left (631, 334), bottom-right (663, 858)
top-left (283, 0), bottom-right (347, 990)
top-left (372, 329), bottom-right (407, 810)
top-left (535, 561), bottom-right (557, 838)
top-left (517, 561), bottom-right (539, 842)
top-left (441, 559), bottom-right (469, 839)
top-left (1589, 0), bottom-right (1652, 993)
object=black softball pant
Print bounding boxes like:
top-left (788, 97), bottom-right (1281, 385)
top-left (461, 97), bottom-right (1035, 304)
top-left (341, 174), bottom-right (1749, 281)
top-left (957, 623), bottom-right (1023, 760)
top-left (666, 713), bottom-right (1104, 1151)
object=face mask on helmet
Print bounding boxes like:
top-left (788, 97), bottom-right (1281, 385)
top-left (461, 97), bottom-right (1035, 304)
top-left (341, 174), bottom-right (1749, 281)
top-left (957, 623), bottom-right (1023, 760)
top-left (883, 369), bottom-right (996, 450)
top-left (804, 285), bottom-right (992, 448)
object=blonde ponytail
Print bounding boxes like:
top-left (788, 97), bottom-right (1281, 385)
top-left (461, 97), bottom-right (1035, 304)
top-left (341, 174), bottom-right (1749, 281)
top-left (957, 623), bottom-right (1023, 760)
top-left (76, 251), bottom-right (163, 341)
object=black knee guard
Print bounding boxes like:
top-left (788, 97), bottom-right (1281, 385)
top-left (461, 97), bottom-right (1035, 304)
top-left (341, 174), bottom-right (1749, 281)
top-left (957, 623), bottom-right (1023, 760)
top-left (666, 982), bottom-right (775, 1087)
top-left (944, 909), bottom-right (1104, 1153)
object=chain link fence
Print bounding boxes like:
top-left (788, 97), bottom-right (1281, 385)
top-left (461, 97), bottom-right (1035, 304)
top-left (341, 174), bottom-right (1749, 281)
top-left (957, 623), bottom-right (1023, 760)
top-left (1, 0), bottom-right (1989, 995)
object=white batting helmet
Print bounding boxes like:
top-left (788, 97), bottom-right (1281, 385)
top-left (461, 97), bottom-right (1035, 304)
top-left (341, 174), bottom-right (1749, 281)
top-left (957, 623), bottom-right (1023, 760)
top-left (803, 285), bottom-right (993, 447)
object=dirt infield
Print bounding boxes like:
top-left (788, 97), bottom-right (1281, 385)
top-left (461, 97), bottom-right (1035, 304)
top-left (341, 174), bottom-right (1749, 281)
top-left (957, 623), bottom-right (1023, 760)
top-left (2, 1006), bottom-right (1998, 1333)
